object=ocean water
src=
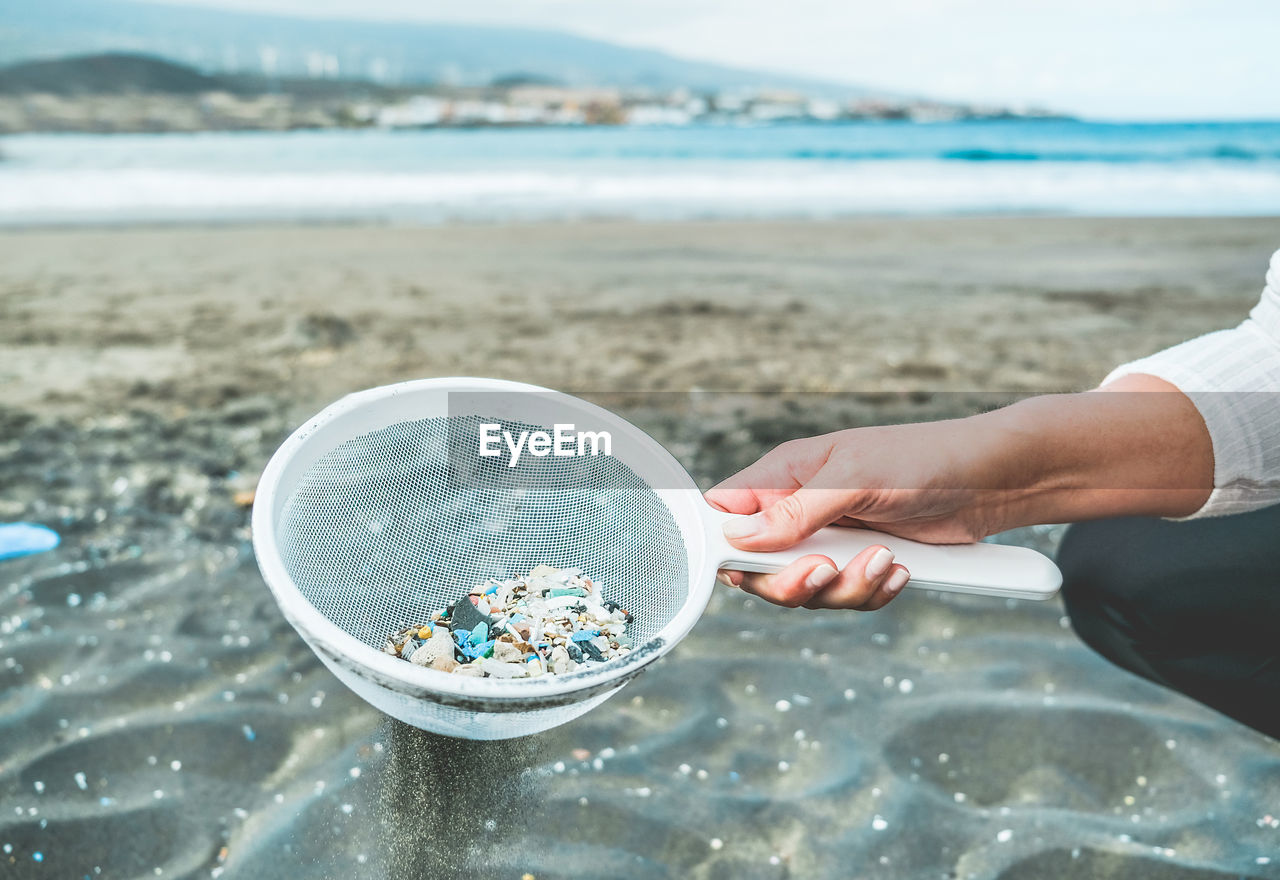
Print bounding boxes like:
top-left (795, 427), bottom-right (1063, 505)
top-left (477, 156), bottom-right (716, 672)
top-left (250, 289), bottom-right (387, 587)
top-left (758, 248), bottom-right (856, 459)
top-left (1, 120), bottom-right (1279, 224)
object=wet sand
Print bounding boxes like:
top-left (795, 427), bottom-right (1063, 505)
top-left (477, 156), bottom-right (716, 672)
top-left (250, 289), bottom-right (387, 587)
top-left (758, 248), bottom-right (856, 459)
top-left (2, 217), bottom-right (1279, 879)
top-left (3, 216), bottom-right (1279, 414)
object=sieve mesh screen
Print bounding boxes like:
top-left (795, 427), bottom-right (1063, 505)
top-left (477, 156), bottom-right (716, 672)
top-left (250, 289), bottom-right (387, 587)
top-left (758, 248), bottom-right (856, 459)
top-left (276, 414), bottom-right (690, 652)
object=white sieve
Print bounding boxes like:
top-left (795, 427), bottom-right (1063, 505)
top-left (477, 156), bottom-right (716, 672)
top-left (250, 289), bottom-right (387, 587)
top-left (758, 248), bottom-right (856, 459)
top-left (252, 377), bottom-right (1061, 740)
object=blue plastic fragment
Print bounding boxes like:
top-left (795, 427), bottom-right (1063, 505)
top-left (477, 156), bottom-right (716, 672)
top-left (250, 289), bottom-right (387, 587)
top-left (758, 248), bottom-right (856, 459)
top-left (549, 586), bottom-right (587, 598)
top-left (459, 639), bottom-right (495, 659)
top-left (0, 523), bottom-right (60, 561)
top-left (483, 583), bottom-right (499, 595)
top-left (509, 613), bottom-right (526, 624)
top-left (570, 630), bottom-right (599, 642)
top-left (469, 622), bottom-right (489, 645)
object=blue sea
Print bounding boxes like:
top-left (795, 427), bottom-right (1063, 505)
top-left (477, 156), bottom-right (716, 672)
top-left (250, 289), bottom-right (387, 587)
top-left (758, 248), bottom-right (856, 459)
top-left (1, 120), bottom-right (1279, 224)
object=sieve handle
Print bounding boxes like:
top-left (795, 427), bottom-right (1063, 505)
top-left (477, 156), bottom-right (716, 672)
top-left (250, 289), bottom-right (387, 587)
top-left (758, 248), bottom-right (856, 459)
top-left (702, 507), bottom-right (1061, 601)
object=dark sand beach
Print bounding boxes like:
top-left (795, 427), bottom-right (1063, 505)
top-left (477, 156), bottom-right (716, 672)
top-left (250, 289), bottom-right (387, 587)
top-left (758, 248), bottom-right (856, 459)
top-left (2, 216), bottom-right (1279, 879)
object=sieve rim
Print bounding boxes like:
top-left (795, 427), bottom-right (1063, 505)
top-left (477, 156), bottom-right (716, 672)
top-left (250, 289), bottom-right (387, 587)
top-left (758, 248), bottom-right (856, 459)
top-left (252, 377), bottom-right (716, 703)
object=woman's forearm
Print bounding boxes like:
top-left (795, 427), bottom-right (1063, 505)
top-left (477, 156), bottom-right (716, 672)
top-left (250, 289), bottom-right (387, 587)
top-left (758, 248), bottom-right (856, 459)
top-left (971, 374), bottom-right (1214, 531)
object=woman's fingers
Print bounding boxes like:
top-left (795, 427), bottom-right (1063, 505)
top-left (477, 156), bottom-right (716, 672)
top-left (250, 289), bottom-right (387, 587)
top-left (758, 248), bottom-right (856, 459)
top-left (853, 564), bottom-right (910, 610)
top-left (719, 452), bottom-right (875, 553)
top-left (705, 435), bottom-right (837, 517)
top-left (717, 544), bottom-right (911, 612)
top-left (798, 544), bottom-right (897, 609)
top-left (715, 569), bottom-right (744, 587)
top-left (722, 555), bottom-right (840, 607)
top-left (705, 454), bottom-right (800, 516)
top-left (783, 544), bottom-right (910, 611)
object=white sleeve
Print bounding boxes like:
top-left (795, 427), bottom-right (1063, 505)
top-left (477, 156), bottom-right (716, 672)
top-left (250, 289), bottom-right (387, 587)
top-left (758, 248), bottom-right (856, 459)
top-left (1102, 249), bottom-right (1280, 519)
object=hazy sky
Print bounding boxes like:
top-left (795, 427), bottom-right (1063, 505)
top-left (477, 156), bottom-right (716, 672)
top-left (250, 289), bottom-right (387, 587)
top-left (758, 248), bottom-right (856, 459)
top-left (142, 0), bottom-right (1278, 119)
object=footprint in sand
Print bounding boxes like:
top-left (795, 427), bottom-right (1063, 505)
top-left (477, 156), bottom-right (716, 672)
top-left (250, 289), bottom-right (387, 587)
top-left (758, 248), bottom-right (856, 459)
top-left (883, 704), bottom-right (1208, 812)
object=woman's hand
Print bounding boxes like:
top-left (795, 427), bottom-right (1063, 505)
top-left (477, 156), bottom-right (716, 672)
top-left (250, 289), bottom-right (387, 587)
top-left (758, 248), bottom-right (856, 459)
top-left (707, 376), bottom-right (1214, 612)
top-left (705, 417), bottom-right (1004, 610)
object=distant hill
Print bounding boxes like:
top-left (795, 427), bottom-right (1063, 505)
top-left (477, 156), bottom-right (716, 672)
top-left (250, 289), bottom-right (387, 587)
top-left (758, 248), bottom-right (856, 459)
top-left (0, 53), bottom-right (222, 96)
top-left (0, 0), bottom-right (875, 97)
top-left (0, 52), bottom-right (404, 100)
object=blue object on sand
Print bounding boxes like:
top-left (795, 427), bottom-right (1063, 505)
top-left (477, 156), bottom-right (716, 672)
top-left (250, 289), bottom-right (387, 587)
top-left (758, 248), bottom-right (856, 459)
top-left (0, 523), bottom-right (60, 561)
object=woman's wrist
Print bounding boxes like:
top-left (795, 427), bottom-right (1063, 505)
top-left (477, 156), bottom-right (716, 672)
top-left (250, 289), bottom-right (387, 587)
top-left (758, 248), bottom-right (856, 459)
top-left (945, 404), bottom-right (1053, 536)
top-left (965, 381), bottom-right (1214, 533)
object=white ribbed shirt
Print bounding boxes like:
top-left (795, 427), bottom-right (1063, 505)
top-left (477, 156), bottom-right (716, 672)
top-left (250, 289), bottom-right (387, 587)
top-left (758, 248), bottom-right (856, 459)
top-left (1103, 249), bottom-right (1280, 518)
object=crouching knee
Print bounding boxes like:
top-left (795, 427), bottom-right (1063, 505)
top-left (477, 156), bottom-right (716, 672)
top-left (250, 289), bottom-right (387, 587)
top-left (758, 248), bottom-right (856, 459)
top-left (1056, 519), bottom-right (1166, 680)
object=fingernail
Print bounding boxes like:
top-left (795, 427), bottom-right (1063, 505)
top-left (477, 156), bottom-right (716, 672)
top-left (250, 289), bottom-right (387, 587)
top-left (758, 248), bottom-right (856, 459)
top-left (722, 514), bottom-right (763, 541)
top-left (865, 547), bottom-right (894, 581)
top-left (883, 568), bottom-right (910, 596)
top-left (806, 564), bottom-right (839, 589)
top-left (716, 571), bottom-right (737, 588)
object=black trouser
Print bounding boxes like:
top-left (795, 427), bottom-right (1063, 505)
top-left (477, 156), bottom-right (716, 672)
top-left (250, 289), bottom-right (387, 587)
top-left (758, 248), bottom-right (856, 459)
top-left (1059, 504), bottom-right (1280, 739)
